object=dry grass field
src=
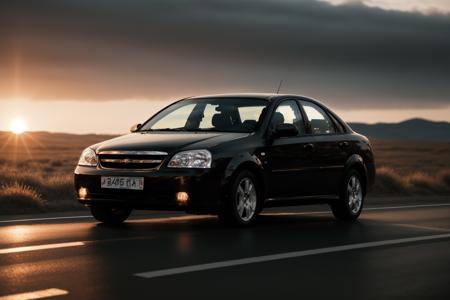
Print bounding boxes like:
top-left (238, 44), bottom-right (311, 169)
top-left (0, 131), bottom-right (449, 214)
top-left (0, 132), bottom-right (115, 214)
top-left (371, 139), bottom-right (450, 195)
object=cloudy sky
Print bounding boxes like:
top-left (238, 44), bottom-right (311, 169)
top-left (1, 0), bottom-right (449, 133)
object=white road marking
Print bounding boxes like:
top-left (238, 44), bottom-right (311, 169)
top-left (0, 242), bottom-right (85, 255)
top-left (134, 233), bottom-right (450, 279)
top-left (0, 203), bottom-right (449, 225)
top-left (393, 223), bottom-right (450, 232)
top-left (0, 215), bottom-right (92, 224)
top-left (365, 203), bottom-right (450, 211)
top-left (0, 288), bottom-right (68, 300)
top-left (128, 215), bottom-right (212, 223)
top-left (263, 203), bottom-right (450, 216)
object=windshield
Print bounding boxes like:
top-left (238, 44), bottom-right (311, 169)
top-left (139, 98), bottom-right (268, 133)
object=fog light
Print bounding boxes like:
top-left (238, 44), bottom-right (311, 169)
top-left (78, 187), bottom-right (88, 199)
top-left (176, 192), bottom-right (189, 205)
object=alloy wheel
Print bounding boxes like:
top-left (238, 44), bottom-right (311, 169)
top-left (235, 177), bottom-right (257, 222)
top-left (347, 175), bottom-right (363, 214)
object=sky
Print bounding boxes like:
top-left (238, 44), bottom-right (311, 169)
top-left (321, 0), bottom-right (450, 14)
top-left (1, 0), bottom-right (449, 134)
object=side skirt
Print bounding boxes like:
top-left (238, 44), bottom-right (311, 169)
top-left (264, 195), bottom-right (339, 208)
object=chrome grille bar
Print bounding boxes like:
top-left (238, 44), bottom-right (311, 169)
top-left (97, 150), bottom-right (168, 170)
top-left (98, 150), bottom-right (168, 155)
top-left (100, 158), bottom-right (162, 164)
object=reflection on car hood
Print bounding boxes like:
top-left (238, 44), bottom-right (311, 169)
top-left (94, 132), bottom-right (249, 154)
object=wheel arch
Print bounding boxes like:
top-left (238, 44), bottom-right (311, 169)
top-left (223, 153), bottom-right (267, 199)
top-left (344, 154), bottom-right (368, 196)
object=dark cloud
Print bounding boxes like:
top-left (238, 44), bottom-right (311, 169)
top-left (0, 0), bottom-right (449, 109)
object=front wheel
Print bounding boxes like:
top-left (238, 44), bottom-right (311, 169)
top-left (331, 170), bottom-right (364, 220)
top-left (219, 170), bottom-right (261, 226)
top-left (90, 206), bottom-right (131, 225)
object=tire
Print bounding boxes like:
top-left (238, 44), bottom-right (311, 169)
top-left (331, 169), bottom-right (364, 220)
top-left (90, 206), bottom-right (132, 225)
top-left (219, 170), bottom-right (262, 226)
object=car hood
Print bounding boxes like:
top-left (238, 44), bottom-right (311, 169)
top-left (94, 132), bottom-right (249, 154)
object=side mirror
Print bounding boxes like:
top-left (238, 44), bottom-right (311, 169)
top-left (273, 123), bottom-right (298, 138)
top-left (130, 123), bottom-right (142, 133)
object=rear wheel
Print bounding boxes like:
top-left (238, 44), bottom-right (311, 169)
top-left (219, 170), bottom-right (261, 226)
top-left (331, 170), bottom-right (364, 220)
top-left (90, 206), bottom-right (131, 225)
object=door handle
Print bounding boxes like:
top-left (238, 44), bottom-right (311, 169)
top-left (339, 141), bottom-right (349, 148)
top-left (304, 143), bottom-right (314, 151)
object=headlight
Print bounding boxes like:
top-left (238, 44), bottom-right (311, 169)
top-left (78, 147), bottom-right (98, 167)
top-left (168, 150), bottom-right (211, 168)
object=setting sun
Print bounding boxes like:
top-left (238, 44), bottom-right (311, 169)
top-left (10, 118), bottom-right (27, 134)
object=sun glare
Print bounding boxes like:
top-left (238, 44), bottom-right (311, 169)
top-left (10, 118), bottom-right (27, 134)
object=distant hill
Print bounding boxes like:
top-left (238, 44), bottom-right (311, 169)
top-left (349, 118), bottom-right (450, 141)
top-left (1, 118), bottom-right (449, 142)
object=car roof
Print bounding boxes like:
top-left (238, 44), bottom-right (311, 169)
top-left (186, 93), bottom-right (305, 102)
top-left (185, 93), bottom-right (351, 131)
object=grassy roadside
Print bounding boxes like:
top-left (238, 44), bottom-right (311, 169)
top-left (373, 167), bottom-right (450, 196)
top-left (0, 170), bottom-right (76, 214)
top-left (1, 165), bottom-right (449, 215)
top-left (0, 132), bottom-right (449, 215)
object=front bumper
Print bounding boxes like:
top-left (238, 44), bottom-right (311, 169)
top-left (74, 166), bottom-right (224, 213)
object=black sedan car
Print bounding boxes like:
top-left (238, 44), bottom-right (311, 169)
top-left (74, 94), bottom-right (375, 226)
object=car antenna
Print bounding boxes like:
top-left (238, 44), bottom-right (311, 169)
top-left (276, 80), bottom-right (283, 94)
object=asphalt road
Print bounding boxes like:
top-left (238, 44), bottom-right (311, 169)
top-left (0, 197), bottom-right (449, 300)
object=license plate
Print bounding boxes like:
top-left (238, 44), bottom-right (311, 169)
top-left (101, 176), bottom-right (144, 190)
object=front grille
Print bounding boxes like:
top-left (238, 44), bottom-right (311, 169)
top-left (98, 151), bottom-right (168, 169)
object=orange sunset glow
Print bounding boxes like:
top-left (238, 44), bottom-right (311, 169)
top-left (1, 0), bottom-right (449, 134)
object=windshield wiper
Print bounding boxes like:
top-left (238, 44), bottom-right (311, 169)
top-left (141, 128), bottom-right (243, 133)
top-left (184, 128), bottom-right (238, 133)
top-left (140, 128), bottom-right (185, 132)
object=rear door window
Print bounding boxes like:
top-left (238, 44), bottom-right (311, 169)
top-left (271, 100), bottom-right (305, 135)
top-left (299, 101), bottom-right (336, 135)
